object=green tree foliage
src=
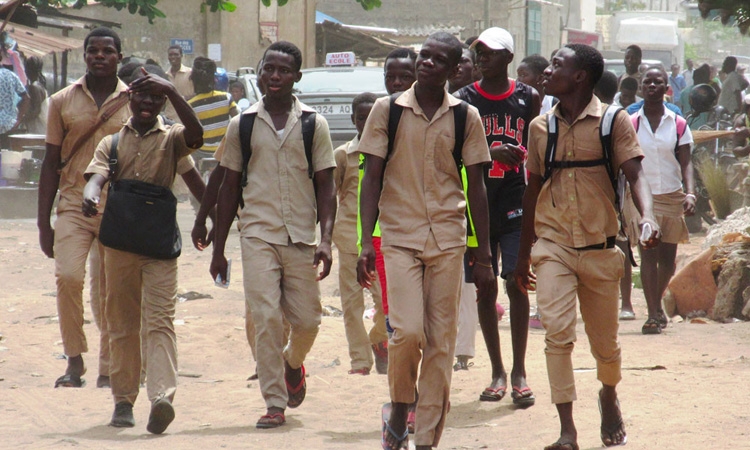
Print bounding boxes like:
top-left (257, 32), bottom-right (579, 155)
top-left (698, 0), bottom-right (750, 34)
top-left (29, 1), bottom-right (235, 24)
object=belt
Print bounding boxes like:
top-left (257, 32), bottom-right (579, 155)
top-left (576, 236), bottom-right (616, 251)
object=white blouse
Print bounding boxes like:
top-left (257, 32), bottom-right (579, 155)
top-left (632, 107), bottom-right (693, 195)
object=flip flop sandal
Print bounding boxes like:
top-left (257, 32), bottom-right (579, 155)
top-left (511, 386), bottom-right (536, 407)
top-left (641, 317), bottom-right (662, 335)
top-left (657, 310), bottom-right (668, 329)
top-left (54, 374), bottom-right (85, 388)
top-left (406, 409), bottom-right (416, 434)
top-left (256, 412), bottom-right (286, 429)
top-left (544, 440), bottom-right (580, 450)
top-left (479, 385), bottom-right (506, 402)
top-left (382, 420), bottom-right (409, 450)
top-left (598, 391), bottom-right (628, 447)
top-left (285, 364), bottom-right (306, 409)
top-left (618, 310), bottom-right (636, 321)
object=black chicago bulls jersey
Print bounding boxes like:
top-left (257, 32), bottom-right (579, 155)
top-left (455, 79), bottom-right (534, 235)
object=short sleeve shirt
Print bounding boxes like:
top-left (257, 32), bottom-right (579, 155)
top-left (527, 96), bottom-right (643, 248)
top-left (718, 71), bottom-right (746, 114)
top-left (332, 136), bottom-right (361, 253)
top-left (220, 97), bottom-right (335, 246)
top-left (358, 85), bottom-right (491, 251)
top-left (632, 107), bottom-right (693, 195)
top-left (46, 75), bottom-right (130, 214)
top-left (85, 116), bottom-right (195, 188)
top-left (167, 64), bottom-right (195, 100)
top-left (188, 91), bottom-right (236, 153)
top-left (0, 68), bottom-right (26, 133)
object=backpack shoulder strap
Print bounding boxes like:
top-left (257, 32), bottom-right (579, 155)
top-left (387, 92), bottom-right (404, 159)
top-left (542, 113), bottom-right (558, 183)
top-left (108, 132), bottom-right (120, 179)
top-left (599, 104), bottom-right (624, 206)
top-left (630, 112), bottom-right (639, 133)
top-left (452, 100), bottom-right (468, 170)
top-left (674, 114), bottom-right (687, 155)
top-left (301, 111), bottom-right (316, 179)
top-left (239, 112), bottom-right (257, 189)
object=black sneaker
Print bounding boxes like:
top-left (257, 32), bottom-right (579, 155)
top-left (147, 396), bottom-right (175, 434)
top-left (110, 402), bottom-right (135, 428)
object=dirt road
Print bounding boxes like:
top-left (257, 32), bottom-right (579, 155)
top-left (1, 204), bottom-right (748, 449)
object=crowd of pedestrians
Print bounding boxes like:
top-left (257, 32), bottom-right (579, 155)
top-left (30, 23), bottom-right (723, 450)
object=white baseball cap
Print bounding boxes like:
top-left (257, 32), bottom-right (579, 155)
top-left (470, 27), bottom-right (514, 54)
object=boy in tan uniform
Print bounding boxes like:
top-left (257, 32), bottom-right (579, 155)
top-left (515, 44), bottom-right (660, 450)
top-left (210, 41), bottom-right (336, 429)
top-left (83, 68), bottom-right (203, 434)
top-left (38, 28), bottom-right (130, 389)
top-left (333, 92), bottom-right (388, 375)
top-left (358, 32), bottom-right (495, 450)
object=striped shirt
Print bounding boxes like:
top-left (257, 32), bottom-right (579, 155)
top-left (188, 90), bottom-right (236, 152)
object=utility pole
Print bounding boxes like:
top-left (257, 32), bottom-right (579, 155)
top-left (484, 0), bottom-right (490, 29)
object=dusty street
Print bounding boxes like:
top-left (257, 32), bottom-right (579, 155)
top-left (1, 203), bottom-right (748, 450)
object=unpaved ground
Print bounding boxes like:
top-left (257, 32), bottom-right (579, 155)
top-left (1, 204), bottom-right (749, 450)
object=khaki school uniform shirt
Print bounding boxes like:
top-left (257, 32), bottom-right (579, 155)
top-left (167, 64), bottom-right (195, 100)
top-left (526, 96), bottom-right (643, 248)
top-left (86, 116), bottom-right (196, 188)
top-left (332, 136), bottom-right (361, 254)
top-left (358, 85), bottom-right (491, 252)
top-left (220, 97), bottom-right (335, 246)
top-left (46, 75), bottom-right (130, 213)
top-left (164, 64), bottom-right (195, 123)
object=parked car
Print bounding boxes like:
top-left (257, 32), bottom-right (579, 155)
top-left (604, 58), bottom-right (664, 77)
top-left (294, 66), bottom-right (388, 146)
top-left (230, 67), bottom-right (263, 107)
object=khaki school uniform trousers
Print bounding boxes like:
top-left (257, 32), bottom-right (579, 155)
top-left (531, 238), bottom-right (624, 404)
top-left (105, 247), bottom-right (178, 406)
top-left (383, 231), bottom-right (464, 448)
top-left (455, 281), bottom-right (478, 358)
top-left (339, 250), bottom-right (387, 371)
top-left (54, 211), bottom-right (110, 376)
top-left (241, 237), bottom-right (322, 410)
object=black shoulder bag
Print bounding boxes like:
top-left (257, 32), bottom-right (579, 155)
top-left (98, 132), bottom-right (182, 259)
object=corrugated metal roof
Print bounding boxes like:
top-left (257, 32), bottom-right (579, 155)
top-left (5, 22), bottom-right (82, 57)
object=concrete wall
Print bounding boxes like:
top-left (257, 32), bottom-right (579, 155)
top-left (317, 0), bottom-right (564, 70)
top-left (37, 0), bottom-right (316, 84)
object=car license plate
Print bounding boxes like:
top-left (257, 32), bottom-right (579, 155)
top-left (312, 104), bottom-right (351, 115)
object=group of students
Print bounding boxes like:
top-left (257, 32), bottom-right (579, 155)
top-left (36, 24), bottom-right (700, 450)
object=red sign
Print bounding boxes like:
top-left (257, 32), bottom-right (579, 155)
top-left (567, 29), bottom-right (600, 47)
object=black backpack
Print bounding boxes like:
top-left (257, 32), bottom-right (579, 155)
top-left (238, 110), bottom-right (316, 207)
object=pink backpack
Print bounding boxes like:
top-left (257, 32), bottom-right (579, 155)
top-left (631, 112), bottom-right (688, 155)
